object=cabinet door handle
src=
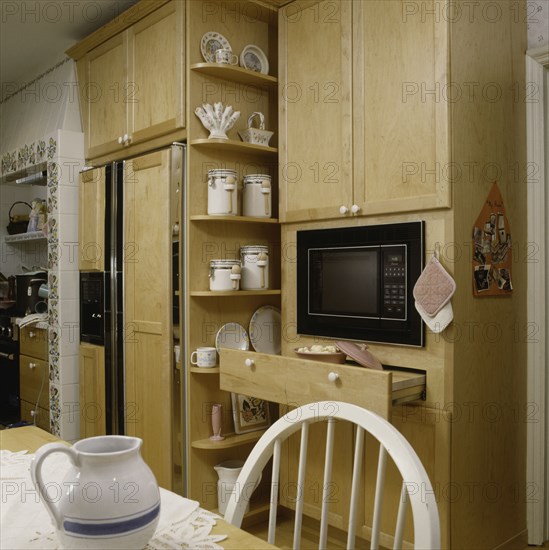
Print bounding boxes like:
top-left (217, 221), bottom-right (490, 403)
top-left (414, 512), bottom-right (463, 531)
top-left (339, 205), bottom-right (349, 215)
top-left (29, 362), bottom-right (37, 369)
top-left (328, 372), bottom-right (339, 382)
top-left (245, 358), bottom-right (255, 368)
top-left (29, 331), bottom-right (36, 338)
top-left (351, 204), bottom-right (361, 214)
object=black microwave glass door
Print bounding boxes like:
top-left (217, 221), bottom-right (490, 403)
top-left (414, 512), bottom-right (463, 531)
top-left (309, 247), bottom-right (379, 318)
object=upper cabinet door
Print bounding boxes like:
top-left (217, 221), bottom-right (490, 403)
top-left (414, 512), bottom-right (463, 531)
top-left (79, 167), bottom-right (105, 272)
top-left (128, 1), bottom-right (185, 146)
top-left (279, 0), bottom-right (353, 223)
top-left (81, 33), bottom-right (128, 159)
top-left (353, 0), bottom-right (450, 214)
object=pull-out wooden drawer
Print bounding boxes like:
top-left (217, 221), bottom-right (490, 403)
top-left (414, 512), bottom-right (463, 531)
top-left (20, 399), bottom-right (50, 432)
top-left (219, 349), bottom-right (426, 420)
top-left (20, 326), bottom-right (48, 360)
top-left (20, 354), bottom-right (49, 410)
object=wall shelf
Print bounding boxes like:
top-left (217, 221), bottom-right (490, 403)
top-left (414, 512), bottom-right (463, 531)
top-left (191, 63), bottom-right (278, 87)
top-left (190, 290), bottom-right (281, 297)
top-left (4, 231), bottom-right (46, 243)
top-left (190, 215), bottom-right (279, 224)
top-left (190, 139), bottom-right (277, 156)
top-left (190, 367), bottom-right (220, 374)
top-left (191, 429), bottom-right (266, 450)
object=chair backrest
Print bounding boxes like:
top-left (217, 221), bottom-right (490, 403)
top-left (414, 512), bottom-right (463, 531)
top-left (224, 401), bottom-right (440, 550)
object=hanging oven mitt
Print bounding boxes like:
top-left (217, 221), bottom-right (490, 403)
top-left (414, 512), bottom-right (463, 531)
top-left (413, 250), bottom-right (456, 333)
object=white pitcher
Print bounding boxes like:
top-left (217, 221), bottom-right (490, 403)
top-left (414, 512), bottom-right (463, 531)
top-left (31, 436), bottom-right (160, 549)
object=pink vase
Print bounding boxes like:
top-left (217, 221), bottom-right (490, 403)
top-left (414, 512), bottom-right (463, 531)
top-left (210, 403), bottom-right (225, 441)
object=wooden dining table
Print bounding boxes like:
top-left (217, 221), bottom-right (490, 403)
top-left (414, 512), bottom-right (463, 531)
top-left (0, 426), bottom-right (275, 550)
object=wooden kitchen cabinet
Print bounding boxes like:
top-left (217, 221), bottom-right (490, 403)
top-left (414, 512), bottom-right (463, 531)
top-left (19, 326), bottom-right (50, 432)
top-left (79, 343), bottom-right (106, 438)
top-left (279, 0), bottom-right (450, 223)
top-left (124, 148), bottom-right (174, 490)
top-left (71, 1), bottom-right (185, 161)
top-left (79, 167), bottom-right (105, 271)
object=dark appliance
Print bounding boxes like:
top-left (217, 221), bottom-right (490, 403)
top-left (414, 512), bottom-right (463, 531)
top-left (297, 221), bottom-right (425, 347)
top-left (15, 271), bottom-right (47, 316)
top-left (80, 272), bottom-right (105, 345)
top-left (0, 315), bottom-right (20, 424)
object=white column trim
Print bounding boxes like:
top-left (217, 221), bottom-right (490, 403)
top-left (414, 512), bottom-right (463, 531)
top-left (526, 45), bottom-right (549, 545)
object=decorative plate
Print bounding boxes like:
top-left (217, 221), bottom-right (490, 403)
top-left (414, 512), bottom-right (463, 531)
top-left (240, 44), bottom-right (269, 74)
top-left (249, 306), bottom-right (281, 355)
top-left (215, 322), bottom-right (250, 353)
top-left (201, 32), bottom-right (232, 63)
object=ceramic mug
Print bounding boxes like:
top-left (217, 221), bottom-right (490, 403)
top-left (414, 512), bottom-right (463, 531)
top-left (191, 346), bottom-right (217, 367)
top-left (215, 48), bottom-right (239, 66)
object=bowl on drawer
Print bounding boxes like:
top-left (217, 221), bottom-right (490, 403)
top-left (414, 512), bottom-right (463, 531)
top-left (293, 345), bottom-right (346, 364)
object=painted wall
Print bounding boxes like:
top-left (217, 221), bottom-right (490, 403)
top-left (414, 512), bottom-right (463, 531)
top-left (528, 0), bottom-right (549, 48)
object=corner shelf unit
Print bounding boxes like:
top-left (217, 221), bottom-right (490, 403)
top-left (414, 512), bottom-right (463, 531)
top-left (4, 231), bottom-right (47, 243)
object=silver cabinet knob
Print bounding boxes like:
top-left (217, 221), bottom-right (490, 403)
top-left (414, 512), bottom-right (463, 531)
top-left (339, 205), bottom-right (349, 215)
top-left (351, 204), bottom-right (361, 214)
top-left (245, 358), bottom-right (255, 368)
top-left (328, 372), bottom-right (339, 382)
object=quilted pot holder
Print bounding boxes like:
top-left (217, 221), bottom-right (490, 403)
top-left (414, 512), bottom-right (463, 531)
top-left (413, 253), bottom-right (456, 316)
top-left (415, 299), bottom-right (454, 334)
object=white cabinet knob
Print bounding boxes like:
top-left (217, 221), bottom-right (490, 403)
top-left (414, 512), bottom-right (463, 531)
top-left (29, 331), bottom-right (36, 339)
top-left (339, 205), bottom-right (349, 215)
top-left (29, 362), bottom-right (37, 370)
top-left (125, 134), bottom-right (132, 146)
top-left (328, 372), bottom-right (339, 382)
top-left (245, 358), bottom-right (255, 368)
top-left (118, 136), bottom-right (123, 144)
top-left (351, 204), bottom-right (361, 214)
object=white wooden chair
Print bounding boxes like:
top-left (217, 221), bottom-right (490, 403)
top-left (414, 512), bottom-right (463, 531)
top-left (224, 401), bottom-right (440, 549)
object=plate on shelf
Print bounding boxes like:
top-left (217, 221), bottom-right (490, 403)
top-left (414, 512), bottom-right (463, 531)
top-left (249, 305), bottom-right (281, 355)
top-left (240, 45), bottom-right (269, 74)
top-left (215, 322), bottom-right (250, 352)
top-left (200, 31), bottom-right (232, 63)
top-left (335, 341), bottom-right (383, 370)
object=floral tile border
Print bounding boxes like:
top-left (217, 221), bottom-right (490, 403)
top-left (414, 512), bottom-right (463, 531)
top-left (1, 137), bottom-right (53, 177)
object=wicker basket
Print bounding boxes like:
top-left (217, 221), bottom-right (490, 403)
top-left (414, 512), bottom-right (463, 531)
top-left (6, 201), bottom-right (31, 235)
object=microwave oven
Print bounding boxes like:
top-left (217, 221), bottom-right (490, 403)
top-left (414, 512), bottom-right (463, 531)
top-left (296, 221), bottom-right (425, 347)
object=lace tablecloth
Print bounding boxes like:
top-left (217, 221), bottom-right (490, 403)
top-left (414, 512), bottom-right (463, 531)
top-left (0, 450), bottom-right (227, 549)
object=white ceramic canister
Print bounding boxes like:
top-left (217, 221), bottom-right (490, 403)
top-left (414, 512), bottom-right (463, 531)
top-left (209, 259), bottom-right (241, 291)
top-left (240, 246), bottom-right (269, 290)
top-left (242, 174), bottom-right (271, 218)
top-left (207, 169), bottom-right (239, 216)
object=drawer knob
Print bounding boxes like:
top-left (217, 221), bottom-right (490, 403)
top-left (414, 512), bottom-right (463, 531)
top-left (245, 358), bottom-right (255, 368)
top-left (351, 204), bottom-right (361, 214)
top-left (328, 372), bottom-right (339, 382)
top-left (29, 362), bottom-right (37, 369)
top-left (339, 205), bottom-right (349, 215)
top-left (29, 331), bottom-right (36, 338)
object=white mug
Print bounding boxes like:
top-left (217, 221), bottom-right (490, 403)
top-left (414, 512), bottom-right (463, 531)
top-left (215, 48), bottom-right (239, 66)
top-left (191, 347), bottom-right (217, 367)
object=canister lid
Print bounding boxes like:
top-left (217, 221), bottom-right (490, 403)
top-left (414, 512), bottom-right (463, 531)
top-left (208, 169), bottom-right (237, 177)
top-left (210, 259), bottom-right (241, 268)
top-left (241, 245), bottom-right (269, 254)
top-left (243, 174), bottom-right (271, 185)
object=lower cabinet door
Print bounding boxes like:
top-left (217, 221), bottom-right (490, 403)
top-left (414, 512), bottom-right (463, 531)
top-left (79, 343), bottom-right (106, 438)
top-left (20, 400), bottom-right (50, 432)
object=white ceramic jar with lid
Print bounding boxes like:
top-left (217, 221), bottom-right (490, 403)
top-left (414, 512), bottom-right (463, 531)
top-left (209, 259), bottom-right (241, 291)
top-left (207, 169), bottom-right (239, 215)
top-left (242, 174), bottom-right (271, 218)
top-left (240, 245), bottom-right (269, 290)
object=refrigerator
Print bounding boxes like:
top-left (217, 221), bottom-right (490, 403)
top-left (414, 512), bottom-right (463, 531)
top-left (80, 143), bottom-right (185, 491)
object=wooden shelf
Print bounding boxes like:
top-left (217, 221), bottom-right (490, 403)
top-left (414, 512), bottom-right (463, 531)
top-left (190, 215), bottom-right (279, 224)
top-left (190, 290), bottom-right (281, 297)
top-left (190, 366), bottom-right (220, 374)
top-left (190, 139), bottom-right (277, 156)
top-left (4, 231), bottom-right (46, 243)
top-left (191, 63), bottom-right (278, 86)
top-left (191, 429), bottom-right (266, 450)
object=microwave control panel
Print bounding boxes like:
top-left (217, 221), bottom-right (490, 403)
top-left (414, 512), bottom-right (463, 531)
top-left (381, 246), bottom-right (407, 320)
